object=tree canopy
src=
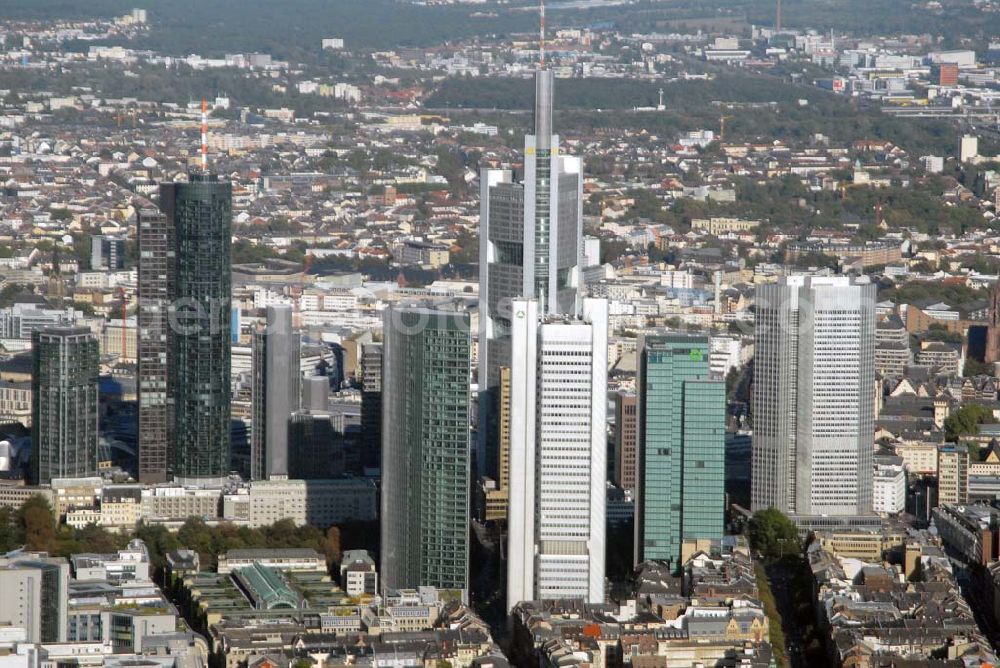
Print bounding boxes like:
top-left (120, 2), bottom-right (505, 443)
top-left (0, 497), bottom-right (359, 575)
top-left (747, 508), bottom-right (801, 559)
top-left (0, 494), bottom-right (60, 554)
top-left (944, 403), bottom-right (996, 443)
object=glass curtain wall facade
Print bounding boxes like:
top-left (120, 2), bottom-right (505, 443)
top-left (635, 335), bottom-right (725, 573)
top-left (159, 173), bottom-right (232, 480)
top-left (380, 306), bottom-right (471, 592)
top-left (30, 327), bottom-right (100, 485)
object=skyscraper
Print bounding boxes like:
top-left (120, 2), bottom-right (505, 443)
top-left (159, 173), bottom-right (233, 482)
top-left (90, 234), bottom-right (125, 271)
top-left (751, 275), bottom-right (876, 517)
top-left (359, 342), bottom-right (382, 473)
top-left (937, 444), bottom-right (970, 506)
top-left (251, 304), bottom-right (301, 480)
top-left (507, 298), bottom-right (607, 609)
top-left (381, 305), bottom-right (471, 593)
top-left (634, 335), bottom-right (725, 573)
top-left (478, 68), bottom-right (583, 483)
top-left (137, 207), bottom-right (173, 483)
top-left (614, 392), bottom-right (638, 494)
top-left (30, 326), bottom-right (99, 485)
top-left (987, 279), bottom-right (1000, 365)
top-left (288, 375), bottom-right (345, 480)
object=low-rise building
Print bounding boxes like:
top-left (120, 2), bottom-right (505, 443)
top-left (787, 239), bottom-right (902, 268)
top-left (872, 455), bottom-right (906, 515)
top-left (340, 550), bottom-right (377, 597)
top-left (916, 341), bottom-right (962, 376)
top-left (808, 535), bottom-right (995, 666)
top-left (690, 217), bottom-right (760, 235)
top-left (141, 486), bottom-right (221, 523)
top-left (222, 478), bottom-right (377, 529)
top-left (511, 548), bottom-right (771, 668)
top-left (932, 503), bottom-right (1000, 565)
top-left (69, 539), bottom-right (151, 584)
top-left (218, 549), bottom-right (327, 575)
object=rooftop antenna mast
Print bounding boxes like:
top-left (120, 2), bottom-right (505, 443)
top-left (200, 98), bottom-right (208, 172)
top-left (539, 0), bottom-right (546, 68)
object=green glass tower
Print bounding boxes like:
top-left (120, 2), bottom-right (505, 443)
top-left (635, 335), bottom-right (725, 573)
top-left (159, 173), bottom-right (232, 481)
top-left (380, 306), bottom-right (470, 593)
top-left (30, 326), bottom-right (100, 485)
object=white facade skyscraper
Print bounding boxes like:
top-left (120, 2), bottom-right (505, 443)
top-left (507, 297), bottom-right (607, 609)
top-left (751, 275), bottom-right (876, 517)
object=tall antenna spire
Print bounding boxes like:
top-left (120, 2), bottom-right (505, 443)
top-left (200, 98), bottom-right (208, 172)
top-left (539, 0), bottom-right (546, 68)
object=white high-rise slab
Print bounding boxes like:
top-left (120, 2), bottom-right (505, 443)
top-left (751, 275), bottom-right (876, 517)
top-left (507, 297), bottom-right (607, 610)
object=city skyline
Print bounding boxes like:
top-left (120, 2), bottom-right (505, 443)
top-left (5, 3), bottom-right (1000, 665)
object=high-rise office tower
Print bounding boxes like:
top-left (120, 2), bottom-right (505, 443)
top-left (507, 298), bottom-right (607, 609)
top-left (302, 375), bottom-right (330, 412)
top-left (634, 335), bottom-right (725, 573)
top-left (288, 375), bottom-right (344, 479)
top-left (159, 173), bottom-right (233, 481)
top-left (478, 68), bottom-right (583, 482)
top-left (90, 234), bottom-right (125, 271)
top-left (496, 365), bottom-right (512, 504)
top-left (614, 392), bottom-right (638, 494)
top-left (476, 365), bottom-right (513, 523)
top-left (751, 275), bottom-right (876, 517)
top-left (288, 413), bottom-right (345, 480)
top-left (987, 280), bottom-right (1000, 365)
top-left (937, 444), bottom-right (970, 505)
top-left (30, 326), bottom-right (99, 485)
top-left (137, 207), bottom-right (173, 483)
top-left (381, 305), bottom-right (471, 593)
top-left (359, 342), bottom-right (382, 473)
top-left (251, 304), bottom-right (301, 480)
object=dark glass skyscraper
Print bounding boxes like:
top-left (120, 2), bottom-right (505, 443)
top-left (137, 207), bottom-right (172, 483)
top-left (30, 326), bottom-right (99, 485)
top-left (159, 173), bottom-right (233, 481)
top-left (359, 342), bottom-right (382, 473)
